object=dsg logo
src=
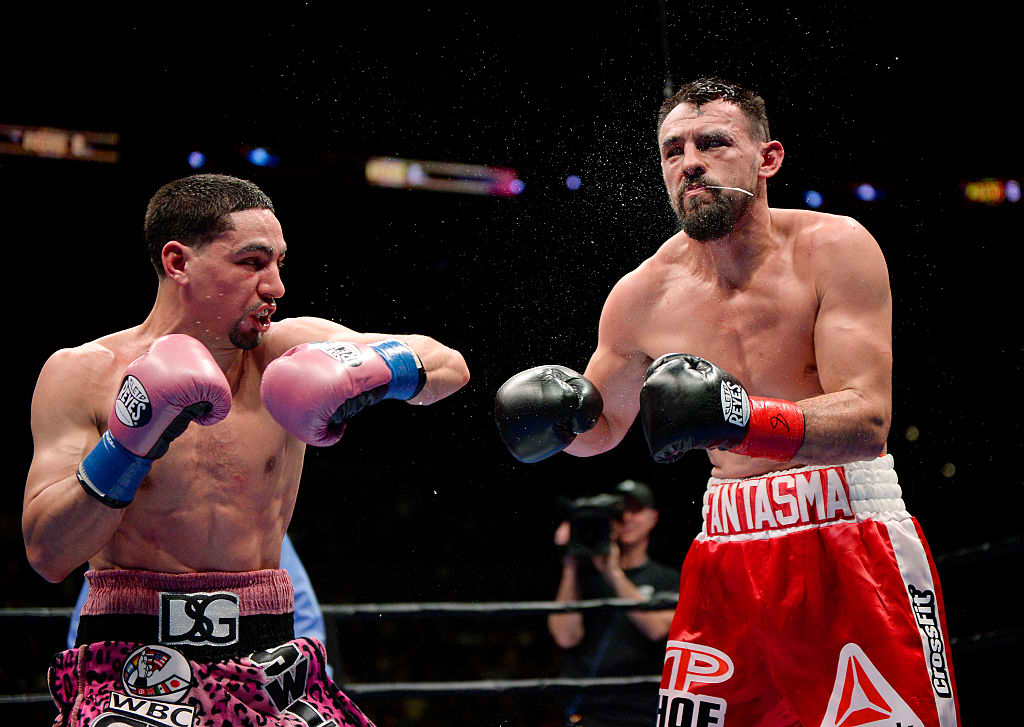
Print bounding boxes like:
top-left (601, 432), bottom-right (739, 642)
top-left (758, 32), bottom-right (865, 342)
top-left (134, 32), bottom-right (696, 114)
top-left (159, 592), bottom-right (239, 646)
top-left (658, 641), bottom-right (734, 727)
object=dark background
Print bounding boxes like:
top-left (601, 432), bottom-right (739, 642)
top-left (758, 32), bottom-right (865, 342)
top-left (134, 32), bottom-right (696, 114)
top-left (3, 4), bottom-right (1020, 724)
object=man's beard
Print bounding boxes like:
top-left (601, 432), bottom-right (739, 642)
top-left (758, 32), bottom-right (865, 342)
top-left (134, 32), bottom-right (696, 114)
top-left (229, 320), bottom-right (262, 350)
top-left (228, 309), bottom-right (263, 350)
top-left (673, 179), bottom-right (751, 241)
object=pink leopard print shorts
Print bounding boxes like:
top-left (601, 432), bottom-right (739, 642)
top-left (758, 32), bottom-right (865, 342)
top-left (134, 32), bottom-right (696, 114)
top-left (47, 569), bottom-right (374, 727)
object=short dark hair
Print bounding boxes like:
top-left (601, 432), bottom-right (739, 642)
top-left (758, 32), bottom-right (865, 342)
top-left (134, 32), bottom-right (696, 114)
top-left (144, 174), bottom-right (275, 276)
top-left (657, 77), bottom-right (770, 143)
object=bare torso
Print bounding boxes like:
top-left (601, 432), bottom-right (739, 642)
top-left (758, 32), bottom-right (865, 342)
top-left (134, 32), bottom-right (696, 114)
top-left (79, 325), bottom-right (305, 573)
top-left (598, 208), bottom-right (886, 479)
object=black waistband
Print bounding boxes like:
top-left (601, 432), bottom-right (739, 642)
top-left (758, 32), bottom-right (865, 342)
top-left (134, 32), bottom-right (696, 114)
top-left (76, 612), bottom-right (294, 662)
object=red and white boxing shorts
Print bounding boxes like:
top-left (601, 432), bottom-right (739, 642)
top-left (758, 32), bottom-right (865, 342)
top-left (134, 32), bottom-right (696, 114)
top-left (659, 455), bottom-right (960, 727)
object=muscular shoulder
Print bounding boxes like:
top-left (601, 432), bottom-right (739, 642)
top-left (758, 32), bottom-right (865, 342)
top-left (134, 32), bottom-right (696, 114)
top-left (780, 209), bottom-right (882, 259)
top-left (599, 260), bottom-right (658, 351)
top-left (778, 209), bottom-right (888, 294)
top-left (34, 340), bottom-right (122, 430)
top-left (39, 340), bottom-right (119, 390)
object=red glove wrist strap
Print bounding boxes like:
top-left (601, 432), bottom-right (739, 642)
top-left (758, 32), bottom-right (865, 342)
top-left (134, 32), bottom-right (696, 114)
top-left (730, 397), bottom-right (805, 462)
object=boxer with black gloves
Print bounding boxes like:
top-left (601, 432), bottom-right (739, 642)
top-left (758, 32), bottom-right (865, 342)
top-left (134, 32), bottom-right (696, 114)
top-left (25, 173), bottom-right (469, 727)
top-left (495, 78), bottom-right (959, 726)
top-left (640, 353), bottom-right (804, 464)
top-left (494, 365), bottom-right (603, 462)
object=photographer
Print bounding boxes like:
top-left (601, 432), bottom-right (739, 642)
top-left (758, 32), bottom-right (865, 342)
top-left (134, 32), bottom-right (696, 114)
top-left (548, 480), bottom-right (679, 727)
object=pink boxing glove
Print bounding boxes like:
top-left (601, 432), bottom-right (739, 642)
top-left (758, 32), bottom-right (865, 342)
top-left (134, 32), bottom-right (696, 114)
top-left (109, 334), bottom-right (233, 458)
top-left (261, 340), bottom-right (424, 447)
top-left (78, 334), bottom-right (233, 508)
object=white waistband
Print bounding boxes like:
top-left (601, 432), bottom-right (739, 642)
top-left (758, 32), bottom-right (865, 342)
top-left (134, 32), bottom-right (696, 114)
top-left (699, 454), bottom-right (909, 543)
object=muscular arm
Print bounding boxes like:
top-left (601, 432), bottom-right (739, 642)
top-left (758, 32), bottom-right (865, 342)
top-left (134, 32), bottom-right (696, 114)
top-left (796, 219), bottom-right (893, 462)
top-left (266, 317), bottom-right (470, 404)
top-left (23, 349), bottom-right (123, 583)
top-left (565, 273), bottom-right (652, 457)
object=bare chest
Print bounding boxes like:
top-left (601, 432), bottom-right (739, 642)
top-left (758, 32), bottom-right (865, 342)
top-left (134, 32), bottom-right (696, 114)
top-left (638, 271), bottom-right (822, 399)
top-left (96, 368), bottom-right (299, 512)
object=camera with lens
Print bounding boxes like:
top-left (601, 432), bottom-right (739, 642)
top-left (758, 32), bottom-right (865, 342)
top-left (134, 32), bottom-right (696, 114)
top-left (560, 493), bottom-right (626, 558)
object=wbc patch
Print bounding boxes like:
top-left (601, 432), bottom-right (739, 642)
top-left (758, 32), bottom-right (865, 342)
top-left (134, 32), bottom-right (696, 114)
top-left (121, 645), bottom-right (193, 703)
top-left (102, 691), bottom-right (196, 727)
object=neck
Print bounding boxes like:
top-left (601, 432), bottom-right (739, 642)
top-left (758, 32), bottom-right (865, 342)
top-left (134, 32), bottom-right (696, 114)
top-left (138, 281), bottom-right (245, 376)
top-left (618, 539), bottom-right (649, 569)
top-left (687, 192), bottom-right (776, 290)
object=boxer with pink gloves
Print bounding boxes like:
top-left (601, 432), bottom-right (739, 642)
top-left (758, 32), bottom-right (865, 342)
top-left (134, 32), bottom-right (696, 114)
top-left (261, 340), bottom-right (425, 447)
top-left (76, 334), bottom-right (232, 508)
top-left (25, 174), bottom-right (469, 727)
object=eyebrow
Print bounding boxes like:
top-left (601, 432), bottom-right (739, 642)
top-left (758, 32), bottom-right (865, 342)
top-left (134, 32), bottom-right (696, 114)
top-left (233, 243), bottom-right (286, 257)
top-left (661, 129), bottom-right (735, 151)
top-left (697, 130), bottom-right (733, 142)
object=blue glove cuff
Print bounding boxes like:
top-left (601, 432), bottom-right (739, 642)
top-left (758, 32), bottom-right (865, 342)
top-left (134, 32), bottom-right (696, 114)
top-left (77, 431), bottom-right (152, 508)
top-left (368, 340), bottom-right (426, 401)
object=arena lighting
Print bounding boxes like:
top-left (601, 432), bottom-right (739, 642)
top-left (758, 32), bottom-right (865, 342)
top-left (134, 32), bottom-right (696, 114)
top-left (855, 183), bottom-right (879, 202)
top-left (246, 146), bottom-right (279, 167)
top-left (803, 190), bottom-right (824, 209)
top-left (962, 177), bottom-right (1021, 205)
top-left (365, 156), bottom-right (523, 197)
top-left (187, 151), bottom-right (206, 169)
top-left (0, 123), bottom-right (119, 163)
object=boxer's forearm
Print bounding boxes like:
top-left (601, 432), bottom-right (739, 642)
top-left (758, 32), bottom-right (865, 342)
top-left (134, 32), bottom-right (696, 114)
top-left (564, 415), bottom-right (620, 457)
top-left (393, 335), bottom-right (470, 404)
top-left (23, 476), bottom-right (124, 583)
top-left (796, 389), bottom-right (889, 463)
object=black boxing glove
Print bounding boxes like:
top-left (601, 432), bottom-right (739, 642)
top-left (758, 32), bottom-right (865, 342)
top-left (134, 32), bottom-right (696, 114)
top-left (640, 353), bottom-right (805, 464)
top-left (494, 365), bottom-right (604, 463)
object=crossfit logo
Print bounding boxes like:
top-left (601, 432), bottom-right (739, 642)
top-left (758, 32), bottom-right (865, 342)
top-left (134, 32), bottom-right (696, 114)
top-left (315, 341), bottom-right (364, 367)
top-left (908, 584), bottom-right (953, 698)
top-left (821, 644), bottom-right (922, 727)
top-left (658, 640), bottom-right (733, 727)
top-left (115, 375), bottom-right (152, 428)
top-left (121, 645), bottom-right (192, 703)
top-left (159, 592), bottom-right (239, 646)
top-left (720, 380), bottom-right (749, 427)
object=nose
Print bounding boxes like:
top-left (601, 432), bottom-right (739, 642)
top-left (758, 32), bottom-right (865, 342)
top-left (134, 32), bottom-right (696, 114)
top-left (680, 147), bottom-right (707, 181)
top-left (260, 265), bottom-right (285, 301)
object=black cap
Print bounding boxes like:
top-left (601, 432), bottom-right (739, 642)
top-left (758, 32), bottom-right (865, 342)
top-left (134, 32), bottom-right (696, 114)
top-left (614, 480), bottom-right (656, 509)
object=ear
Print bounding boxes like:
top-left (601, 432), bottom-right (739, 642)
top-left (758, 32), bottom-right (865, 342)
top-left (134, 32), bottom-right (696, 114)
top-left (758, 140), bottom-right (785, 179)
top-left (161, 241), bottom-right (190, 284)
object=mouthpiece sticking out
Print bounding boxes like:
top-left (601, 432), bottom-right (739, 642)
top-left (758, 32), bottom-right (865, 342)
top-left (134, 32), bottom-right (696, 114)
top-left (704, 185), bottom-right (754, 197)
